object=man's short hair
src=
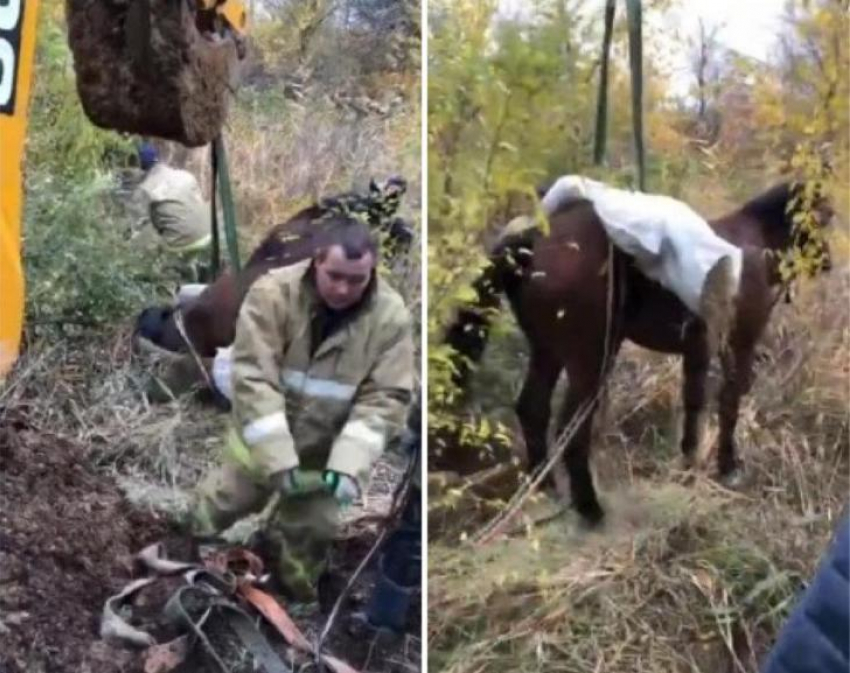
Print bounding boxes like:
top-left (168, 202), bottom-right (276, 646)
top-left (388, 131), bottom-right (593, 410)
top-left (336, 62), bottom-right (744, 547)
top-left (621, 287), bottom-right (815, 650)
top-left (316, 218), bottom-right (378, 261)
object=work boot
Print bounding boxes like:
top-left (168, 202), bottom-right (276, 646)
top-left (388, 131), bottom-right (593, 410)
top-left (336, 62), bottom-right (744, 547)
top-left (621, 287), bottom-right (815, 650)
top-left (699, 255), bottom-right (737, 356)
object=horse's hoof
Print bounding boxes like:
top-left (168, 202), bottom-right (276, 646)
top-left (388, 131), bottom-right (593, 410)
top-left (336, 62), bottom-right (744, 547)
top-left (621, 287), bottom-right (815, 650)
top-left (718, 467), bottom-right (745, 489)
top-left (680, 454), bottom-right (697, 471)
top-left (576, 504), bottom-right (605, 530)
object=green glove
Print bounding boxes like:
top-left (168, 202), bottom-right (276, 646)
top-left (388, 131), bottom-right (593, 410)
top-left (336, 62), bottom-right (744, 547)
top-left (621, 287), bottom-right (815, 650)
top-left (271, 469), bottom-right (332, 497)
top-left (323, 470), bottom-right (360, 506)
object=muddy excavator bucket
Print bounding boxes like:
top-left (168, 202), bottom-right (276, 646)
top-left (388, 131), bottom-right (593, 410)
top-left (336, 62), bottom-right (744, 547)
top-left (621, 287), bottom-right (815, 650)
top-left (65, 0), bottom-right (246, 147)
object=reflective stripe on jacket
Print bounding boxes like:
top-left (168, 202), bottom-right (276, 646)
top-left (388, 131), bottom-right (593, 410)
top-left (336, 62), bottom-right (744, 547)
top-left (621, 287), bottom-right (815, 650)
top-left (229, 260), bottom-right (415, 483)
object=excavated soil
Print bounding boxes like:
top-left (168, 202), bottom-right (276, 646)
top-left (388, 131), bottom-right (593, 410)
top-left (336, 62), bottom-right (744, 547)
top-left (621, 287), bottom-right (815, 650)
top-left (0, 410), bottom-right (168, 673)
top-left (0, 409), bottom-right (420, 673)
top-left (65, 0), bottom-right (240, 146)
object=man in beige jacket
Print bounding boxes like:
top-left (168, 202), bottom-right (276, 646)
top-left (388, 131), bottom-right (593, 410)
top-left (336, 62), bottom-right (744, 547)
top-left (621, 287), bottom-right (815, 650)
top-left (191, 217), bottom-right (415, 603)
top-left (134, 143), bottom-right (212, 254)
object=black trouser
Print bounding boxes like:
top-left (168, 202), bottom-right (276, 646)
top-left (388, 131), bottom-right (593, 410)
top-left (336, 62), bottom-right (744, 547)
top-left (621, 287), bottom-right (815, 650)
top-left (382, 485), bottom-right (421, 588)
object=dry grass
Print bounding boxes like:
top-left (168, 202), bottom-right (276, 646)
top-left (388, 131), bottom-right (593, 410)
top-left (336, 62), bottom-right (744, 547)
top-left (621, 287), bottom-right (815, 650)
top-left (430, 483), bottom-right (826, 673)
top-left (428, 248), bottom-right (849, 671)
top-left (5, 80), bottom-right (421, 516)
top-left (154, 87), bottom-right (422, 314)
top-left (163, 92), bottom-right (421, 247)
top-left (1, 330), bottom-right (223, 500)
top-left (227, 98), bottom-right (421, 238)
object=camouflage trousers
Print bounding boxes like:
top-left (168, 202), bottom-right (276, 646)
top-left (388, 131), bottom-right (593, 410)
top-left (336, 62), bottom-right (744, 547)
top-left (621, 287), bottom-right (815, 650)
top-left (191, 461), bottom-right (339, 603)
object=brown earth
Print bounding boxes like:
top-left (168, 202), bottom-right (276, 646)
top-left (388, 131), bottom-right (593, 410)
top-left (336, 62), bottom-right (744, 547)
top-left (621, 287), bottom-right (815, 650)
top-left (0, 410), bottom-right (168, 673)
top-left (0, 408), bottom-right (419, 673)
top-left (65, 0), bottom-right (241, 147)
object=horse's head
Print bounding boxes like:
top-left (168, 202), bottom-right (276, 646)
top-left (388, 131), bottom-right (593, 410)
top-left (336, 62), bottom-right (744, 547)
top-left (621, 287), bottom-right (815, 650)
top-left (741, 181), bottom-right (834, 275)
top-left (134, 305), bottom-right (188, 354)
top-left (318, 176), bottom-right (415, 257)
top-left (787, 182), bottom-right (834, 274)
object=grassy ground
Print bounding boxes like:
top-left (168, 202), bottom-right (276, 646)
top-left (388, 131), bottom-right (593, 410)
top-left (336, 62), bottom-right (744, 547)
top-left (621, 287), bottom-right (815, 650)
top-left (428, 180), bottom-right (849, 672)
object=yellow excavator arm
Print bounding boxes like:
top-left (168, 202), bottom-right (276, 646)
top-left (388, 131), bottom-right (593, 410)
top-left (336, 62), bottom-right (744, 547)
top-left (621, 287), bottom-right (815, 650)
top-left (0, 0), bottom-right (246, 378)
top-left (1, 0), bottom-right (38, 377)
top-left (201, 0), bottom-right (248, 35)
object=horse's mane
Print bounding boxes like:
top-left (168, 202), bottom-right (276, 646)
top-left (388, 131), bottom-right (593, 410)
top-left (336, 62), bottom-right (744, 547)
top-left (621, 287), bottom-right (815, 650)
top-left (739, 182), bottom-right (804, 231)
top-left (246, 204), bottom-right (326, 265)
top-left (245, 181), bottom-right (408, 266)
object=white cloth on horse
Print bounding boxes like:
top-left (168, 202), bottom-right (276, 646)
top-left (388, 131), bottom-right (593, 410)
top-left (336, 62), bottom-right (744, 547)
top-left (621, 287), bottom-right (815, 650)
top-left (540, 175), bottom-right (742, 316)
top-left (175, 283), bottom-right (208, 308)
top-left (212, 346), bottom-right (234, 402)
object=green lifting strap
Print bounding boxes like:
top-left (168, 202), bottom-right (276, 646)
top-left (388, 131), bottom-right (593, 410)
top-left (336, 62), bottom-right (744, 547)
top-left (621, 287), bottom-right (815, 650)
top-left (593, 0), bottom-right (616, 167)
top-left (593, 0), bottom-right (646, 192)
top-left (209, 135), bottom-right (242, 278)
top-left (210, 142), bottom-right (221, 278)
top-left (625, 0), bottom-right (646, 192)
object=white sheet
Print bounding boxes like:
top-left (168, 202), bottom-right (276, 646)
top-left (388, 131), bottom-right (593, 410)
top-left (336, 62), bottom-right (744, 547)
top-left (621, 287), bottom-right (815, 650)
top-left (541, 175), bottom-right (742, 315)
top-left (175, 283), bottom-right (208, 307)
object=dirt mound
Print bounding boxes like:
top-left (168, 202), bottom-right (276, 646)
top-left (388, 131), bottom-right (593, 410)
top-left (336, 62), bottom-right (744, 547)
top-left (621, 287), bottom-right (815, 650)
top-left (65, 0), bottom-right (243, 146)
top-left (0, 410), bottom-right (168, 673)
top-left (0, 408), bottom-right (419, 673)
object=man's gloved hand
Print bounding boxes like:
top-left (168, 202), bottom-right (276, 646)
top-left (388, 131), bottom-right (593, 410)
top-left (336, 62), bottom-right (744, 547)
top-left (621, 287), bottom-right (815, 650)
top-left (323, 470), bottom-right (360, 506)
top-left (270, 467), bottom-right (302, 496)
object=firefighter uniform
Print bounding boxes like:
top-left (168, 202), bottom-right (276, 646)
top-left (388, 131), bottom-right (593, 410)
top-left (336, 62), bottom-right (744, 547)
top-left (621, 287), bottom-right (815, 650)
top-left (193, 259), bottom-right (414, 600)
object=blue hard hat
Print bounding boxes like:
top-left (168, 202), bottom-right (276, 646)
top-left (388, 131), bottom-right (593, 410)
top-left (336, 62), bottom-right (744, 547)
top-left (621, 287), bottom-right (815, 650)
top-left (138, 142), bottom-right (159, 170)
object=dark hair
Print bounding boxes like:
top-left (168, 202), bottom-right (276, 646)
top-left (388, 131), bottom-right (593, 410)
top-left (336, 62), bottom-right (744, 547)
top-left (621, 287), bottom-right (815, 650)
top-left (316, 218), bottom-right (378, 260)
top-left (742, 181), bottom-right (833, 235)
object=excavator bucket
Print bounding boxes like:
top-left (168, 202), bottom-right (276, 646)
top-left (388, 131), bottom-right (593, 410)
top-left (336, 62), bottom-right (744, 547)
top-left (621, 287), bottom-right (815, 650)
top-left (65, 0), bottom-right (246, 147)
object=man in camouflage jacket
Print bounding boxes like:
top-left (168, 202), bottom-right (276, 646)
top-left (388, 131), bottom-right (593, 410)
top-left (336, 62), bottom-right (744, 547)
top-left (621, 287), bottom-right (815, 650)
top-left (133, 142), bottom-right (212, 254)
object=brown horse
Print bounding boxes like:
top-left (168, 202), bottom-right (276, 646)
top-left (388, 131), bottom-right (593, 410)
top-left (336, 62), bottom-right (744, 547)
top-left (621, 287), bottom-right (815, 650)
top-left (445, 181), bottom-right (833, 525)
top-left (135, 182), bottom-right (413, 358)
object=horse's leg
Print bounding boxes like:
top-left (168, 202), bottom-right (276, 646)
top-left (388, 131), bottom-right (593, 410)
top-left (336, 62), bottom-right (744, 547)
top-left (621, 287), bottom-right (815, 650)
top-left (556, 344), bottom-right (621, 526)
top-left (681, 332), bottom-right (711, 468)
top-left (716, 344), bottom-right (756, 485)
top-left (516, 350), bottom-right (561, 480)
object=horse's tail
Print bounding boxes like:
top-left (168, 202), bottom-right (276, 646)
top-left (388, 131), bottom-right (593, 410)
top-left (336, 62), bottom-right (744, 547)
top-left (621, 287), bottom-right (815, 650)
top-left (444, 229), bottom-right (534, 392)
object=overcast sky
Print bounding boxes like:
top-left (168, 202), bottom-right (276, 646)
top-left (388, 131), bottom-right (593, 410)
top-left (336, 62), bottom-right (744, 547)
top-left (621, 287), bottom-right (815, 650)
top-left (662, 0), bottom-right (787, 95)
top-left (497, 0), bottom-right (789, 97)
